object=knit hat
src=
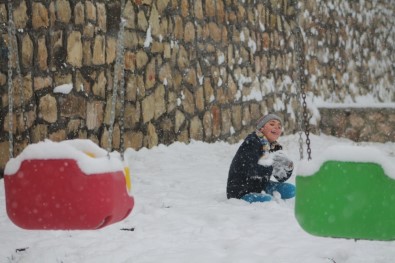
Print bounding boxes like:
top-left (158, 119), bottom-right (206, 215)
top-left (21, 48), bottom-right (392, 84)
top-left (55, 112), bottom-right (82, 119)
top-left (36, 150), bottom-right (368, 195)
top-left (256, 113), bottom-right (282, 130)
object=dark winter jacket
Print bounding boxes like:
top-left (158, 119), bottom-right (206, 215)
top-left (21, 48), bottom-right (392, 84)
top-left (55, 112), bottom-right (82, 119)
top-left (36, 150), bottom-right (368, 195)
top-left (226, 132), bottom-right (292, 199)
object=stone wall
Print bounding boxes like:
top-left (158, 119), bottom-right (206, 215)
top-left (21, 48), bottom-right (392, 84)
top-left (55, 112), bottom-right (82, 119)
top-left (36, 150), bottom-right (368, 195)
top-left (319, 107), bottom-right (395, 143)
top-left (0, 0), bottom-right (394, 176)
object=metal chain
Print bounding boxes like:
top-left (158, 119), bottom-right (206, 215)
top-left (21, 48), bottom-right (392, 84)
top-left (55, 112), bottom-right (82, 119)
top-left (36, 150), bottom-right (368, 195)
top-left (7, 1), bottom-right (14, 158)
top-left (293, 25), bottom-right (312, 160)
top-left (294, 32), bottom-right (304, 160)
top-left (291, 16), bottom-right (303, 160)
top-left (118, 0), bottom-right (126, 160)
top-left (118, 41), bottom-right (126, 159)
top-left (15, 28), bottom-right (30, 146)
top-left (7, 1), bottom-right (30, 159)
top-left (296, 86), bottom-right (304, 160)
top-left (107, 0), bottom-right (126, 157)
top-left (302, 91), bottom-right (312, 160)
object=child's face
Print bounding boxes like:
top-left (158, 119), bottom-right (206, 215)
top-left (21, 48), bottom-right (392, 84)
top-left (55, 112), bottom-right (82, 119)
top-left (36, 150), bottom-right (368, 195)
top-left (260, 120), bottom-right (282, 142)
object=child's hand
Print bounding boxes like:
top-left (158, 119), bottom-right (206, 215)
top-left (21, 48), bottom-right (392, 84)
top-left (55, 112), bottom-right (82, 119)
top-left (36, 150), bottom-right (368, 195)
top-left (272, 151), bottom-right (293, 171)
top-left (271, 151), bottom-right (294, 182)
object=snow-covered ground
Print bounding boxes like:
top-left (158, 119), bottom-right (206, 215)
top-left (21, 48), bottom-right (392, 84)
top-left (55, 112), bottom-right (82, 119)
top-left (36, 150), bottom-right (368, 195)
top-left (1, 133), bottom-right (395, 263)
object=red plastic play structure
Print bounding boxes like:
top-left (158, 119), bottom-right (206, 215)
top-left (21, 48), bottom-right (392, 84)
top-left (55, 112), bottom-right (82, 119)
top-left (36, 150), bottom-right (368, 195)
top-left (4, 140), bottom-right (134, 230)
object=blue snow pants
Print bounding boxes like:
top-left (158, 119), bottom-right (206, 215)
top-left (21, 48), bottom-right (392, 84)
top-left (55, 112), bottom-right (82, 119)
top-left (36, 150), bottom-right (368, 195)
top-left (241, 181), bottom-right (296, 203)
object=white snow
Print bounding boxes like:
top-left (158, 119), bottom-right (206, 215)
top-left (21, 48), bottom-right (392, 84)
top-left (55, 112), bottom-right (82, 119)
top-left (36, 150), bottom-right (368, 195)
top-left (144, 25), bottom-right (152, 48)
top-left (297, 144), bottom-right (395, 179)
top-left (1, 134), bottom-right (395, 263)
top-left (248, 38), bottom-right (257, 54)
top-left (4, 139), bottom-right (124, 176)
top-left (53, 83), bottom-right (73, 94)
top-left (240, 31), bottom-right (245, 42)
top-left (218, 52), bottom-right (225, 65)
top-left (242, 84), bottom-right (262, 102)
top-left (315, 94), bottom-right (395, 109)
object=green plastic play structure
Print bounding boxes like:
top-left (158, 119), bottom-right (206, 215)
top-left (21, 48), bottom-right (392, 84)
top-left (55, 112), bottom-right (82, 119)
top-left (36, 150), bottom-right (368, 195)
top-left (295, 161), bottom-right (395, 240)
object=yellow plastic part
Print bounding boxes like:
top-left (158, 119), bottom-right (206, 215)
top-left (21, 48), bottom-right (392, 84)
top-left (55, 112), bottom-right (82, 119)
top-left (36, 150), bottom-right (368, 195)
top-left (84, 152), bottom-right (95, 158)
top-left (83, 151), bottom-right (131, 193)
top-left (124, 167), bottom-right (132, 192)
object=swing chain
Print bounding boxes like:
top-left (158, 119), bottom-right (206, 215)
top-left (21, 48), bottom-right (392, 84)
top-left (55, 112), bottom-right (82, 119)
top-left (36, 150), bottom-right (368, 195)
top-left (7, 1), bottom-right (14, 158)
top-left (118, 39), bottom-right (126, 159)
top-left (17, 40), bottom-right (30, 146)
top-left (7, 1), bottom-right (30, 159)
top-left (293, 24), bottom-right (312, 160)
top-left (295, 69), bottom-right (304, 160)
top-left (302, 92), bottom-right (312, 160)
top-left (297, 101), bottom-right (304, 160)
top-left (107, 0), bottom-right (126, 158)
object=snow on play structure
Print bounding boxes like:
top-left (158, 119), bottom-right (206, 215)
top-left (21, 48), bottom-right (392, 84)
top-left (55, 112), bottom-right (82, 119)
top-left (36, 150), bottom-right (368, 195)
top-left (4, 139), bottom-right (134, 230)
top-left (295, 145), bottom-right (395, 240)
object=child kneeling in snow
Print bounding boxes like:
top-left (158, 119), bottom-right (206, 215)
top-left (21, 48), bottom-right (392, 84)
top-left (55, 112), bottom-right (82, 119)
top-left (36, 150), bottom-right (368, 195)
top-left (226, 113), bottom-right (295, 203)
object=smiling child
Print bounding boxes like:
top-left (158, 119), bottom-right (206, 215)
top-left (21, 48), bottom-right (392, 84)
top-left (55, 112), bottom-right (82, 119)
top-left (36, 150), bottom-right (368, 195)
top-left (226, 113), bottom-right (295, 202)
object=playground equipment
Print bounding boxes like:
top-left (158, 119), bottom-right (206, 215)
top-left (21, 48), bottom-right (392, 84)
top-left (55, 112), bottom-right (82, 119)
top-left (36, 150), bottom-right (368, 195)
top-left (295, 145), bottom-right (395, 240)
top-left (3, 0), bottom-right (134, 230)
top-left (291, 15), bottom-right (395, 240)
top-left (4, 140), bottom-right (134, 230)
